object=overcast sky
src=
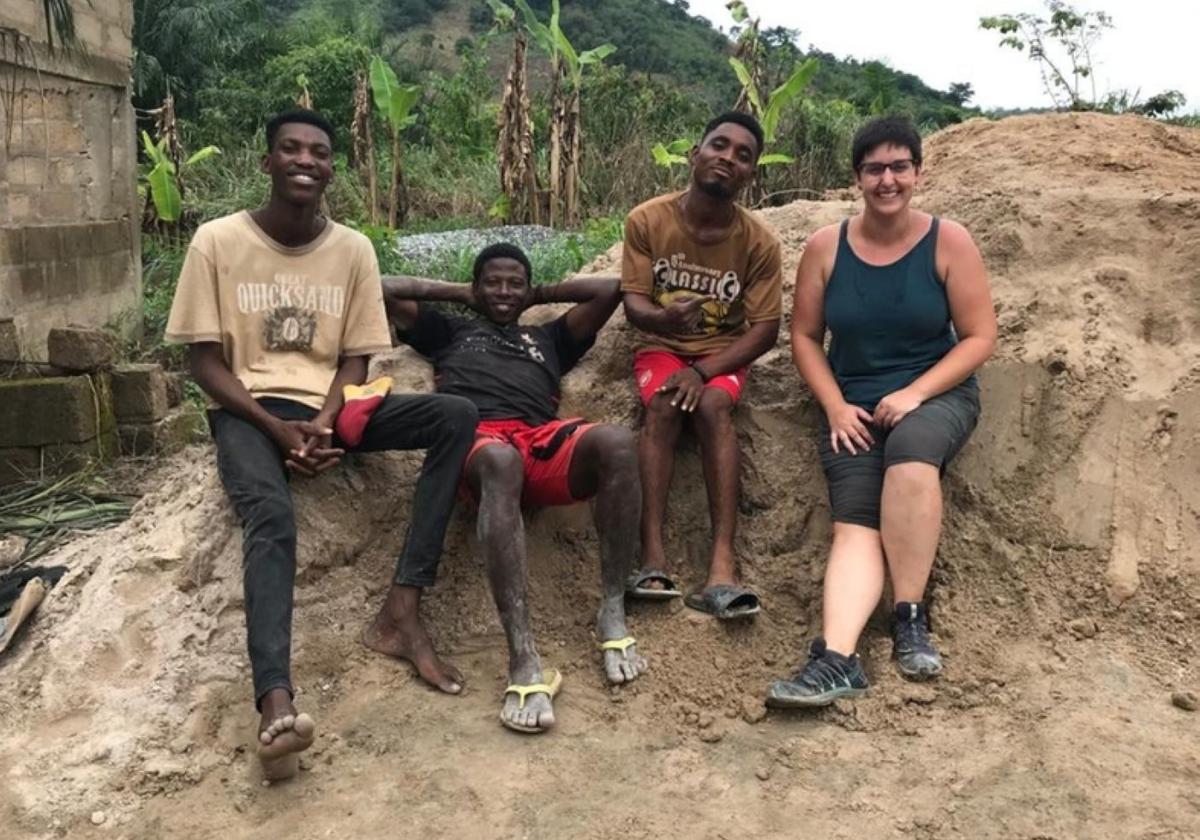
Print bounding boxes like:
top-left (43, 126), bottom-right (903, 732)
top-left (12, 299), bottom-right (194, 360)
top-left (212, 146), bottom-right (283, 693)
top-left (683, 0), bottom-right (1197, 112)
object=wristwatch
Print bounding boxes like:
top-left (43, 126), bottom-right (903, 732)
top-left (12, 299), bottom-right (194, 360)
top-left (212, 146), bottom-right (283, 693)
top-left (690, 360), bottom-right (713, 383)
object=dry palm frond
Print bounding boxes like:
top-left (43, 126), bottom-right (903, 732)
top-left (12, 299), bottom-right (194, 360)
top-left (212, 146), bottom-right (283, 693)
top-left (41, 0), bottom-right (75, 51)
top-left (0, 472), bottom-right (134, 568)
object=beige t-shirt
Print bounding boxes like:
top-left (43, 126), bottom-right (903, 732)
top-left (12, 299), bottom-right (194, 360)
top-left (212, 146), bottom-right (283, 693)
top-left (164, 211), bottom-right (392, 409)
top-left (621, 191), bottom-right (783, 355)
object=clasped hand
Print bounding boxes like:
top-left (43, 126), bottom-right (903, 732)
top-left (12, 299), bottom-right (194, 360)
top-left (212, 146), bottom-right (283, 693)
top-left (272, 418), bottom-right (344, 476)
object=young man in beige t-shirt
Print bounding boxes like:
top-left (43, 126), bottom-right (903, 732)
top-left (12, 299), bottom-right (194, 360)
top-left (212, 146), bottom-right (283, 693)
top-left (165, 110), bottom-right (478, 779)
top-left (621, 112), bottom-right (782, 620)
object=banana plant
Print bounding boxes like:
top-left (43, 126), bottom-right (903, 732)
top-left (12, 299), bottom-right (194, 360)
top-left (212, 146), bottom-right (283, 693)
top-left (514, 0), bottom-right (615, 226)
top-left (140, 130), bottom-right (220, 223)
top-left (651, 138), bottom-right (692, 168)
top-left (369, 54), bottom-right (421, 227)
top-left (728, 55), bottom-right (819, 166)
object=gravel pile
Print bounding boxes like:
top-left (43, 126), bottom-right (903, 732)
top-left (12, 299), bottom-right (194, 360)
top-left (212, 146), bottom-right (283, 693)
top-left (394, 225), bottom-right (569, 263)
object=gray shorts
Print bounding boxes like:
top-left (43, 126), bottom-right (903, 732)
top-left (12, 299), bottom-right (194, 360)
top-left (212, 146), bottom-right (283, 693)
top-left (818, 383), bottom-right (980, 530)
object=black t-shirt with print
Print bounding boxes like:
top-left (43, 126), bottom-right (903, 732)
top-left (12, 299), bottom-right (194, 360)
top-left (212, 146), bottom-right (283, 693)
top-left (399, 304), bottom-right (595, 425)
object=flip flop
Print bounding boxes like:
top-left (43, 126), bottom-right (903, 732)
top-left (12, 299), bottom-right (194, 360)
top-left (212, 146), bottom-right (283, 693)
top-left (501, 668), bottom-right (563, 734)
top-left (684, 584), bottom-right (761, 620)
top-left (625, 569), bottom-right (682, 601)
top-left (599, 636), bottom-right (638, 656)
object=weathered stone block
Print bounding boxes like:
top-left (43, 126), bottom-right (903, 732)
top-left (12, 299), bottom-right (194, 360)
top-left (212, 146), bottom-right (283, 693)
top-left (22, 226), bottom-right (62, 262)
top-left (164, 372), bottom-right (186, 408)
top-left (46, 260), bottom-right (85, 300)
top-left (0, 319), bottom-right (18, 363)
top-left (7, 191), bottom-right (35, 222)
top-left (45, 120), bottom-right (85, 155)
top-left (38, 189), bottom-right (84, 222)
top-left (16, 265), bottom-right (45, 299)
top-left (0, 447), bottom-right (40, 485)
top-left (47, 325), bottom-right (117, 371)
top-left (0, 376), bottom-right (99, 447)
top-left (42, 431), bottom-right (118, 471)
top-left (118, 407), bottom-right (206, 457)
top-left (0, 227), bottom-right (25, 263)
top-left (8, 156), bottom-right (47, 186)
top-left (111, 363), bottom-right (168, 423)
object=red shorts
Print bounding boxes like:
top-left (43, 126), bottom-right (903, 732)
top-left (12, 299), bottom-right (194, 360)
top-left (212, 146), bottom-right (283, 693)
top-left (461, 418), bottom-right (597, 507)
top-left (633, 350), bottom-right (748, 405)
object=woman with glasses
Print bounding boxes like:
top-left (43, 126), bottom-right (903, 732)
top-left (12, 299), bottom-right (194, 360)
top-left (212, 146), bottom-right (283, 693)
top-left (766, 115), bottom-right (997, 707)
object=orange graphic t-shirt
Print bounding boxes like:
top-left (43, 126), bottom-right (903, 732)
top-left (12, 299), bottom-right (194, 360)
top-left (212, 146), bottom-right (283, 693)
top-left (620, 192), bottom-right (783, 355)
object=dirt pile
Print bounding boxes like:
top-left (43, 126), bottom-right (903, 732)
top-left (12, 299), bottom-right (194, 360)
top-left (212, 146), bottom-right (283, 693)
top-left (1, 113), bottom-right (1197, 840)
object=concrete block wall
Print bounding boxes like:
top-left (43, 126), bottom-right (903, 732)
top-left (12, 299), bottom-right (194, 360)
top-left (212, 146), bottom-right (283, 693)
top-left (0, 0), bottom-right (140, 363)
top-left (0, 373), bottom-right (119, 483)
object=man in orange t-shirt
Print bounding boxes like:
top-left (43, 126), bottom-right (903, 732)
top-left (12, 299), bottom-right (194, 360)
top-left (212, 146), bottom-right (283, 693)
top-left (621, 111), bottom-right (782, 619)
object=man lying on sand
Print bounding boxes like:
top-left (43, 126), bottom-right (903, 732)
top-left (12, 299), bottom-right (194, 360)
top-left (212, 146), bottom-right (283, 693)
top-left (621, 112), bottom-right (783, 617)
top-left (165, 109), bottom-right (478, 778)
top-left (384, 244), bottom-right (647, 733)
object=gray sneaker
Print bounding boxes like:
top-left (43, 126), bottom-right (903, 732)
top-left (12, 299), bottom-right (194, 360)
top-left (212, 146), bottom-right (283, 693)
top-left (893, 601), bottom-right (943, 680)
top-left (766, 638), bottom-right (869, 708)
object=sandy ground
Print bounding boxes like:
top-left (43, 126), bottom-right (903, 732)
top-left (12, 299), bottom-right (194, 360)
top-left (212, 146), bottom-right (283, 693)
top-left (1, 113), bottom-right (1198, 840)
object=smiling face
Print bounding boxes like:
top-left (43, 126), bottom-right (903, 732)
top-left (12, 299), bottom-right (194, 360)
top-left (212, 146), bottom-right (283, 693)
top-left (854, 142), bottom-right (921, 216)
top-left (690, 122), bottom-right (759, 201)
top-left (261, 122), bottom-right (334, 207)
top-left (475, 257), bottom-right (532, 325)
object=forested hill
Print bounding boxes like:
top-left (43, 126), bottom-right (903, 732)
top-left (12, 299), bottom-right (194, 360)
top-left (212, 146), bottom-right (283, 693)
top-left (262, 0), bottom-right (975, 126)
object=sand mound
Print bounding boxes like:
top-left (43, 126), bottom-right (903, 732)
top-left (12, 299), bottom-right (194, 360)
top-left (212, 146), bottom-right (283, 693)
top-left (2, 113), bottom-right (1197, 839)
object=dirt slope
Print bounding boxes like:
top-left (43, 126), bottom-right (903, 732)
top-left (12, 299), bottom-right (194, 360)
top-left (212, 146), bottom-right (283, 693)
top-left (1, 113), bottom-right (1197, 840)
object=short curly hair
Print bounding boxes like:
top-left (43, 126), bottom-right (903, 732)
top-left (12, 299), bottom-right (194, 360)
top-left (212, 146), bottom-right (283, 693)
top-left (265, 109), bottom-right (335, 152)
top-left (473, 242), bottom-right (533, 285)
top-left (851, 115), bottom-right (923, 171)
top-left (701, 111), bottom-right (765, 157)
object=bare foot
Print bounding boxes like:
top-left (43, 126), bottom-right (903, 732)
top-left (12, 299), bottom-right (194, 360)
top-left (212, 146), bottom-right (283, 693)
top-left (257, 689), bottom-right (315, 781)
top-left (603, 642), bottom-right (648, 684)
top-left (598, 596), bottom-right (648, 685)
top-left (364, 584), bottom-right (464, 694)
top-left (500, 657), bottom-right (556, 734)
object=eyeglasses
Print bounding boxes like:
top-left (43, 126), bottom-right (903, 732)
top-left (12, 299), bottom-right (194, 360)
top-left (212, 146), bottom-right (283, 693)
top-left (857, 159), bottom-right (916, 177)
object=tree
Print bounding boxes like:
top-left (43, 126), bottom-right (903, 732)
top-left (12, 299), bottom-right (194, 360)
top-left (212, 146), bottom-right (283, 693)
top-left (516, 0), bottom-right (615, 227)
top-left (139, 117), bottom-right (220, 227)
top-left (861, 61), bottom-right (899, 114)
top-left (1135, 90), bottom-right (1186, 118)
top-left (980, 1), bottom-right (1112, 110)
top-left (350, 68), bottom-right (381, 224)
top-left (948, 82), bottom-right (975, 107)
top-left (264, 37), bottom-right (371, 148)
top-left (369, 55), bottom-right (421, 227)
top-left (486, 0), bottom-right (539, 224)
top-left (132, 0), bottom-right (266, 114)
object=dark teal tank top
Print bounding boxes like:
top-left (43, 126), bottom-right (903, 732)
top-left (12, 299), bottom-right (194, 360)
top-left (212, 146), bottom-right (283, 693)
top-left (824, 217), bottom-right (976, 411)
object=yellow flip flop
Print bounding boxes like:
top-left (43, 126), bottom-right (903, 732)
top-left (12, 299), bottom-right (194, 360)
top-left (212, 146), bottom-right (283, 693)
top-left (501, 668), bottom-right (562, 734)
top-left (599, 636), bottom-right (637, 655)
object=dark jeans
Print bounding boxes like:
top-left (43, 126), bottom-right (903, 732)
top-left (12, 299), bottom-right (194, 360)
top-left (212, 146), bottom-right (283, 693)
top-left (210, 394), bottom-right (478, 707)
